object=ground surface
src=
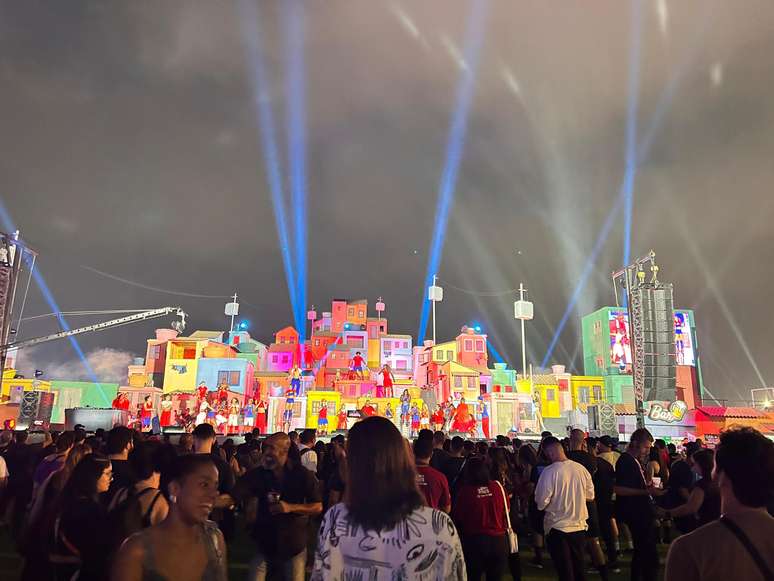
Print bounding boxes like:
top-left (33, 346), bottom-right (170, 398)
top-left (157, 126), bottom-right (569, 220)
top-left (0, 522), bottom-right (667, 580)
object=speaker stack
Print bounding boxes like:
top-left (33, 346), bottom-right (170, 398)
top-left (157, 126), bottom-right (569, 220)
top-left (637, 285), bottom-right (677, 402)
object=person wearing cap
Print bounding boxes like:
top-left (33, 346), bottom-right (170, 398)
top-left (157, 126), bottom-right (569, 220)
top-left (597, 436), bottom-right (621, 468)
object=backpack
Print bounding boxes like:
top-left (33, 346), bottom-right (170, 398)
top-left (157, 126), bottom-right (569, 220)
top-left (107, 487), bottom-right (162, 552)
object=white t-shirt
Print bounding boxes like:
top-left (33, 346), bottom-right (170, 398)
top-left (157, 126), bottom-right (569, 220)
top-left (312, 503), bottom-right (466, 581)
top-left (535, 459), bottom-right (595, 534)
top-left (299, 444), bottom-right (318, 474)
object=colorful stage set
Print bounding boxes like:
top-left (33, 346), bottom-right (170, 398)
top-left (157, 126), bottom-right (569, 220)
top-left (2, 297), bottom-right (773, 442)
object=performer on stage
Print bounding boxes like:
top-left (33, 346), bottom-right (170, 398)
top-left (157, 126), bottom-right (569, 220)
top-left (242, 398), bottom-right (255, 433)
top-left (112, 392), bottom-right (130, 411)
top-left (160, 394), bottom-right (174, 428)
top-left (443, 398), bottom-right (455, 431)
top-left (419, 404), bottom-right (430, 430)
top-left (350, 351), bottom-right (366, 380)
top-left (255, 399), bottom-right (268, 434)
top-left (479, 397), bottom-right (490, 439)
top-left (289, 365), bottom-right (302, 396)
top-left (206, 403), bottom-right (217, 428)
top-left (140, 395), bottom-right (154, 431)
top-left (318, 400), bottom-right (329, 436)
top-left (384, 402), bottom-right (394, 422)
top-left (361, 399), bottom-right (376, 418)
top-left (197, 381), bottom-right (209, 403)
top-left (431, 405), bottom-right (445, 431)
top-left (195, 400), bottom-right (210, 425)
top-left (451, 397), bottom-right (475, 435)
top-left (337, 405), bottom-right (348, 431)
top-left (399, 389), bottom-right (411, 430)
top-left (380, 364), bottom-right (395, 399)
top-left (215, 404), bottom-right (228, 434)
top-left (228, 398), bottom-right (241, 434)
top-left (282, 390), bottom-right (295, 433)
top-left (216, 382), bottom-right (229, 406)
top-left (410, 403), bottom-right (420, 438)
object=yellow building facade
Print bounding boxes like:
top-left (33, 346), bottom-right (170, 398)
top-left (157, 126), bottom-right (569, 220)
top-left (570, 376), bottom-right (606, 412)
top-left (163, 337), bottom-right (213, 392)
top-left (1, 369), bottom-right (52, 400)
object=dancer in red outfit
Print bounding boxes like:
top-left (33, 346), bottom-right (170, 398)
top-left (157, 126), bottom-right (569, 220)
top-left (160, 394), bottom-right (174, 428)
top-left (255, 399), bottom-right (267, 434)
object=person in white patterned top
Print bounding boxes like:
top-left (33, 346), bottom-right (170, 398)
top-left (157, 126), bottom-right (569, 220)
top-left (312, 416), bottom-right (466, 581)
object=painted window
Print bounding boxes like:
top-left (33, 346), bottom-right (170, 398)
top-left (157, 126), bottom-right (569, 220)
top-left (218, 371), bottom-right (241, 387)
top-left (446, 350), bottom-right (453, 361)
top-left (358, 310), bottom-right (364, 318)
top-left (369, 327), bottom-right (378, 339)
top-left (347, 336), bottom-right (364, 348)
top-left (282, 355), bottom-right (289, 364)
top-left (380, 324), bottom-right (385, 332)
top-left (435, 351), bottom-right (443, 361)
top-left (579, 387), bottom-right (590, 404)
top-left (384, 340), bottom-right (392, 350)
top-left (546, 389), bottom-right (556, 402)
top-left (468, 377), bottom-right (476, 389)
top-left (454, 376), bottom-right (463, 388)
top-left (464, 340), bottom-right (473, 352)
top-left (593, 385), bottom-right (603, 400)
top-left (476, 340), bottom-right (484, 352)
top-left (279, 337), bottom-right (285, 344)
top-left (272, 355), bottom-right (278, 363)
top-left (348, 307), bottom-right (354, 317)
top-left (315, 339), bottom-right (320, 347)
top-left (183, 348), bottom-right (196, 359)
top-left (396, 359), bottom-right (407, 370)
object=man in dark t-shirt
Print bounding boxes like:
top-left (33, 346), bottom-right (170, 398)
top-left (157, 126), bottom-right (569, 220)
top-left (230, 432), bottom-right (322, 579)
top-left (441, 436), bottom-right (467, 498)
top-left (615, 429), bottom-right (664, 581)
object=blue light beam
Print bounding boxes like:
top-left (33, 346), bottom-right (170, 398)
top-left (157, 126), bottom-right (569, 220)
top-left (623, 0), bottom-right (643, 267)
top-left (0, 198), bottom-right (100, 386)
top-left (284, 0), bottom-right (308, 343)
top-left (238, 0), bottom-right (301, 332)
top-left (417, 0), bottom-right (489, 343)
top-left (541, 10), bottom-right (712, 367)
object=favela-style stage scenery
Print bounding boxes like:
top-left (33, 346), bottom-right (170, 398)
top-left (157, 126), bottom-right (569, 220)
top-left (2, 233), bottom-right (772, 444)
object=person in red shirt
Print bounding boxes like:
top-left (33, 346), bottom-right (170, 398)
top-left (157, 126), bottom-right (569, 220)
top-left (197, 382), bottom-right (208, 403)
top-left (318, 400), bottom-right (329, 436)
top-left (414, 438), bottom-right (451, 513)
top-left (452, 456), bottom-right (512, 581)
top-left (350, 351), bottom-right (365, 379)
top-left (337, 405), bottom-right (348, 431)
top-left (360, 400), bottom-right (376, 417)
top-left (431, 406), bottom-right (445, 432)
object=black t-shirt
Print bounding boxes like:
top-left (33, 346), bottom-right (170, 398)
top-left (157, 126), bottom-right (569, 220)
top-left (695, 477), bottom-right (721, 527)
top-left (430, 448), bottom-right (450, 472)
top-left (615, 452), bottom-right (653, 520)
top-left (201, 452), bottom-right (236, 494)
top-left (232, 464), bottom-right (321, 559)
top-left (441, 456), bottom-right (466, 495)
top-left (593, 457), bottom-right (616, 509)
top-left (60, 496), bottom-right (111, 581)
top-left (105, 459), bottom-right (136, 505)
top-left (567, 450), bottom-right (596, 476)
top-left (665, 458), bottom-right (696, 532)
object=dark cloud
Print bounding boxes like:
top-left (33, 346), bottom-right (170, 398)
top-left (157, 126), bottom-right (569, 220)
top-left (2, 0), bottom-right (774, 402)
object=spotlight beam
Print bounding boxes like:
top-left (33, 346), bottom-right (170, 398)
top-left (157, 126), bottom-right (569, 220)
top-left (284, 0), bottom-right (308, 342)
top-left (623, 0), bottom-right (644, 267)
top-left (417, 0), bottom-right (489, 343)
top-left (238, 0), bottom-right (300, 331)
top-left (0, 199), bottom-right (99, 384)
top-left (541, 10), bottom-right (713, 367)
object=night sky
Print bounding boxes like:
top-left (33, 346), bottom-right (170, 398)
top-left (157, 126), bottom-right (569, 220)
top-left (3, 1), bottom-right (773, 404)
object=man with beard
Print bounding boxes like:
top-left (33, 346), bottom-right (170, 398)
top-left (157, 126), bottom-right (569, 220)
top-left (227, 432), bottom-right (322, 581)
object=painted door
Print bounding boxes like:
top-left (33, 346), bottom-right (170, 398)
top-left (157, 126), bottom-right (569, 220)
top-left (496, 401), bottom-right (515, 436)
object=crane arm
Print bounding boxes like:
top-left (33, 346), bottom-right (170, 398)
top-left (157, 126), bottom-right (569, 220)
top-left (1, 307), bottom-right (187, 351)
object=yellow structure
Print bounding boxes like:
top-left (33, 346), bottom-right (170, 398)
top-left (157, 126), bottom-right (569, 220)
top-left (305, 390), bottom-right (341, 428)
top-left (429, 341), bottom-right (457, 364)
top-left (570, 376), bottom-right (606, 412)
top-left (516, 376), bottom-right (562, 419)
top-left (367, 338), bottom-right (380, 370)
top-left (163, 335), bottom-right (218, 392)
top-left (1, 369), bottom-right (52, 400)
top-left (439, 361), bottom-right (481, 401)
